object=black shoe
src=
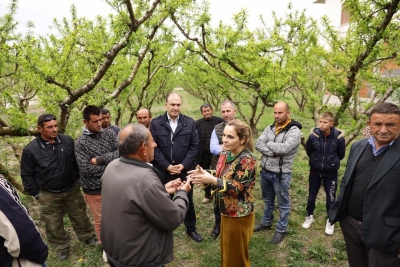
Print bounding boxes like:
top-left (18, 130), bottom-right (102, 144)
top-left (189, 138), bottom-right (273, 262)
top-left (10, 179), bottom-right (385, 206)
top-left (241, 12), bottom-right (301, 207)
top-left (271, 231), bottom-right (285, 244)
top-left (58, 251), bottom-right (69, 261)
top-left (187, 231), bottom-right (203, 242)
top-left (210, 224), bottom-right (220, 239)
top-left (253, 223), bottom-right (271, 232)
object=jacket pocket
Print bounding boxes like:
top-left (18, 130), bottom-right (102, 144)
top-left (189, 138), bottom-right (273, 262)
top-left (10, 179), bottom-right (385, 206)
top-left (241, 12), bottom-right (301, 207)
top-left (178, 132), bottom-right (191, 146)
top-left (384, 217), bottom-right (400, 227)
top-left (156, 133), bottom-right (169, 147)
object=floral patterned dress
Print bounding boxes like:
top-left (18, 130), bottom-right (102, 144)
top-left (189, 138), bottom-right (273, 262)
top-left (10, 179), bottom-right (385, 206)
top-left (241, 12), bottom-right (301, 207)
top-left (211, 149), bottom-right (257, 217)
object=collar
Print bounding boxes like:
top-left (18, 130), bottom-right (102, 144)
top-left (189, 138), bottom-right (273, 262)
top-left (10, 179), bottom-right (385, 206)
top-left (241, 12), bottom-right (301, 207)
top-left (82, 126), bottom-right (103, 136)
top-left (275, 118), bottom-right (291, 135)
top-left (167, 113), bottom-right (179, 122)
top-left (119, 157), bottom-right (161, 179)
top-left (38, 134), bottom-right (61, 149)
top-left (368, 136), bottom-right (395, 156)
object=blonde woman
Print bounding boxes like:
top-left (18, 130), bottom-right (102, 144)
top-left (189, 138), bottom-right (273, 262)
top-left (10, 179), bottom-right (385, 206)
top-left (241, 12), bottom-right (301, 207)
top-left (188, 119), bottom-right (256, 267)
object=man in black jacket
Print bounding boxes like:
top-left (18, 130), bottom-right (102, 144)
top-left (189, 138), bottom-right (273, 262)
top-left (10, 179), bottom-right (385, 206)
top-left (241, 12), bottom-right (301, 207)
top-left (20, 114), bottom-right (97, 261)
top-left (329, 102), bottom-right (400, 266)
top-left (195, 103), bottom-right (223, 204)
top-left (150, 92), bottom-right (202, 242)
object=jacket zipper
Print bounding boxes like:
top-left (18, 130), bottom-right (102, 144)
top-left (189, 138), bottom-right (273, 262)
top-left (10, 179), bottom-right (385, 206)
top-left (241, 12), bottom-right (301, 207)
top-left (320, 135), bottom-right (327, 176)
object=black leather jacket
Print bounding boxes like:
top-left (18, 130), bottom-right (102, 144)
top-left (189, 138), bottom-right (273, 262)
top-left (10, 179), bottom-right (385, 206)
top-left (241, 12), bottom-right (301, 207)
top-left (21, 134), bottom-right (79, 196)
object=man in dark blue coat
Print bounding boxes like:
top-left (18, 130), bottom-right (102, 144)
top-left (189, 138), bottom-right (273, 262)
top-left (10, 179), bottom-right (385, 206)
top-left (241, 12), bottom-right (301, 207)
top-left (150, 92), bottom-right (202, 242)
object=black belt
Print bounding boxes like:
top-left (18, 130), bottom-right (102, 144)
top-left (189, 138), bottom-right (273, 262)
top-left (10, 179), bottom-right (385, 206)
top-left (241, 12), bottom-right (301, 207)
top-left (41, 183), bottom-right (73, 194)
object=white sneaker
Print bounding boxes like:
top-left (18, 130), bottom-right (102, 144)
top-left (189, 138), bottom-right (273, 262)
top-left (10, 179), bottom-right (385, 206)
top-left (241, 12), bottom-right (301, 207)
top-left (325, 219), bottom-right (334, 235)
top-left (102, 250), bottom-right (108, 263)
top-left (302, 215), bottom-right (315, 229)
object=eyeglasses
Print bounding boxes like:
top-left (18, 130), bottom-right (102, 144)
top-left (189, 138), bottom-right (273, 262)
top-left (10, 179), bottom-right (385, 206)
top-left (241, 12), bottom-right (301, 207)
top-left (38, 116), bottom-right (57, 125)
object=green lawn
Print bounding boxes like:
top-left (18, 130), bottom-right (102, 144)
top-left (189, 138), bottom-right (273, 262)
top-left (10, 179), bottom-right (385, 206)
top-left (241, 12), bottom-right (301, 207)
top-left (21, 89), bottom-right (355, 267)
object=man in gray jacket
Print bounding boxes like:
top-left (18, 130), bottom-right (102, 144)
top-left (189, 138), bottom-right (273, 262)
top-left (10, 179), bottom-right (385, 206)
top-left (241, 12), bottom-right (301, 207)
top-left (254, 102), bottom-right (302, 244)
top-left (101, 124), bottom-right (192, 267)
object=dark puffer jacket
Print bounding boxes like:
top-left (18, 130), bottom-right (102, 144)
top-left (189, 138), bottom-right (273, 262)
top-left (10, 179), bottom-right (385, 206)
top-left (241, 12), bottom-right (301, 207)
top-left (305, 127), bottom-right (346, 177)
top-left (21, 134), bottom-right (79, 196)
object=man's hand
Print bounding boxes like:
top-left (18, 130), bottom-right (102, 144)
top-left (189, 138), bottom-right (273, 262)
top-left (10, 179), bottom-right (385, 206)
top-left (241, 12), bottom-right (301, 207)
top-left (90, 158), bottom-right (97, 165)
top-left (167, 165), bottom-right (183, 175)
top-left (178, 177), bottom-right (192, 193)
top-left (174, 164), bottom-right (184, 172)
top-left (164, 178), bottom-right (182, 194)
top-left (167, 165), bottom-right (180, 175)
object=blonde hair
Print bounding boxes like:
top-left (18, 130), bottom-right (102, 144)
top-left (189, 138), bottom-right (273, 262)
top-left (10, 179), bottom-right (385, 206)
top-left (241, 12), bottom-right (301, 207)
top-left (320, 112), bottom-right (334, 122)
top-left (226, 119), bottom-right (254, 153)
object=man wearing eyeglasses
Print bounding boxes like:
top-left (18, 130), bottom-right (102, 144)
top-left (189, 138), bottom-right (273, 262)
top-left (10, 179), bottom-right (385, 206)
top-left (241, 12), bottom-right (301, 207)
top-left (20, 114), bottom-right (98, 261)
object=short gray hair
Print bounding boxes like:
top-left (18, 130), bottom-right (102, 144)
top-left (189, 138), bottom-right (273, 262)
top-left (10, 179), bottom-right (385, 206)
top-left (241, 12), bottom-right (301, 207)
top-left (118, 124), bottom-right (148, 155)
top-left (221, 100), bottom-right (235, 109)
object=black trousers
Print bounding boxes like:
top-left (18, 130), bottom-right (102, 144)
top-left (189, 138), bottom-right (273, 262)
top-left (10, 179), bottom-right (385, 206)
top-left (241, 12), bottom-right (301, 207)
top-left (170, 186), bottom-right (196, 232)
top-left (214, 201), bottom-right (221, 226)
top-left (306, 173), bottom-right (337, 216)
top-left (200, 152), bottom-right (213, 199)
top-left (340, 215), bottom-right (400, 267)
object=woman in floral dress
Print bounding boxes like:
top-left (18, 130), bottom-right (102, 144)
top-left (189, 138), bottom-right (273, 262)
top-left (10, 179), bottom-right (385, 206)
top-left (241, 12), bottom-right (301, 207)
top-left (188, 119), bottom-right (256, 267)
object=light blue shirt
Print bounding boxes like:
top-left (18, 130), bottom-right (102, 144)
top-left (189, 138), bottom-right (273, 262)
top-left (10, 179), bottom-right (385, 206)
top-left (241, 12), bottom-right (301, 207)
top-left (210, 129), bottom-right (222, 155)
top-left (368, 136), bottom-right (394, 156)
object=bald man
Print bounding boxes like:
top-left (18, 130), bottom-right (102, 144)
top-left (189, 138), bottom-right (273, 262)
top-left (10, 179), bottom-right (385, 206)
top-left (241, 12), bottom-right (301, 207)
top-left (254, 101), bottom-right (302, 244)
top-left (136, 108), bottom-right (152, 129)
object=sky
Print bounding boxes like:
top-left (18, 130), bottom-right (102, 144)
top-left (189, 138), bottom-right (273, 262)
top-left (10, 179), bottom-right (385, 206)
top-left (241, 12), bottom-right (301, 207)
top-left (0, 0), bottom-right (326, 36)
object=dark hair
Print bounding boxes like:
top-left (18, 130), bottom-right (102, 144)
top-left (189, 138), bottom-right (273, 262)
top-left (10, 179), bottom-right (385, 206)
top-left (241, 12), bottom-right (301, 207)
top-left (369, 102), bottom-right (400, 119)
top-left (118, 124), bottom-right (148, 156)
top-left (101, 108), bottom-right (110, 115)
top-left (226, 119), bottom-right (254, 153)
top-left (83, 105), bottom-right (101, 121)
top-left (200, 103), bottom-right (213, 112)
top-left (165, 92), bottom-right (183, 102)
top-left (37, 114), bottom-right (57, 127)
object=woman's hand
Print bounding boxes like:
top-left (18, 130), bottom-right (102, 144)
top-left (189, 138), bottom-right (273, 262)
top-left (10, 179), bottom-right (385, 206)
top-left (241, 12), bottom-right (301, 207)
top-left (187, 165), bottom-right (217, 185)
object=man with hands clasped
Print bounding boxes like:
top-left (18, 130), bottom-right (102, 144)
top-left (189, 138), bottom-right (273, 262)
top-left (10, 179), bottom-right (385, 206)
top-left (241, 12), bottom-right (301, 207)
top-left (150, 92), bottom-right (201, 242)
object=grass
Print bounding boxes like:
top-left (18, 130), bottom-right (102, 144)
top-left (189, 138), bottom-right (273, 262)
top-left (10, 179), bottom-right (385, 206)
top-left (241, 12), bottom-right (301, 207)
top-left (14, 89), bottom-right (357, 266)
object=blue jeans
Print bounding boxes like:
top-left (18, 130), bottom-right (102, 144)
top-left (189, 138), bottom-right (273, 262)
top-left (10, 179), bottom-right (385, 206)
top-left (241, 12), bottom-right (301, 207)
top-left (260, 169), bottom-right (291, 233)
